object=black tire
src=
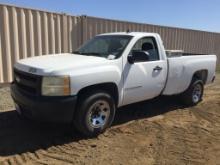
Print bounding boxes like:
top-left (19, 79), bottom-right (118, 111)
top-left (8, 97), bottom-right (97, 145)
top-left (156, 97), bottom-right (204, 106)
top-left (180, 79), bottom-right (204, 106)
top-left (73, 90), bottom-right (116, 137)
top-left (15, 105), bottom-right (27, 120)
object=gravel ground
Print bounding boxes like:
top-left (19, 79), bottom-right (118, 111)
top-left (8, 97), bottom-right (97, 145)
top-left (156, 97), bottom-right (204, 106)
top-left (0, 87), bottom-right (14, 112)
top-left (0, 75), bottom-right (220, 165)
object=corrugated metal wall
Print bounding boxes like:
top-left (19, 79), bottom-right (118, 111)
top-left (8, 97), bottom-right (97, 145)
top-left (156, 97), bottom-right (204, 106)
top-left (0, 4), bottom-right (84, 83)
top-left (84, 16), bottom-right (219, 56)
top-left (0, 4), bottom-right (220, 83)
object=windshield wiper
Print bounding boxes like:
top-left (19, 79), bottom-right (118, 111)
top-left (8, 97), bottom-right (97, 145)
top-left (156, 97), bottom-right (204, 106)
top-left (81, 52), bottom-right (101, 56)
top-left (72, 51), bottom-right (82, 54)
top-left (72, 51), bottom-right (101, 56)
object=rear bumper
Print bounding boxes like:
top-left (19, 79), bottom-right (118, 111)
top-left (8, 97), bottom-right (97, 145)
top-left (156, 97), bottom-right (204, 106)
top-left (11, 83), bottom-right (77, 123)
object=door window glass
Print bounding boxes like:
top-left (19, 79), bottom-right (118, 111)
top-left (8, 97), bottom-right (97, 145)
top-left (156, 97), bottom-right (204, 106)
top-left (131, 37), bottom-right (159, 61)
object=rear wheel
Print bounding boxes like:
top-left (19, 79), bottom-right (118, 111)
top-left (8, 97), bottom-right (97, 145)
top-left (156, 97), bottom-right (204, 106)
top-left (180, 79), bottom-right (204, 106)
top-left (73, 91), bottom-right (116, 137)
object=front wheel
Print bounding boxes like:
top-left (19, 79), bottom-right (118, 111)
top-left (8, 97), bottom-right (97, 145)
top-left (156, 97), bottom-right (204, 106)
top-left (180, 79), bottom-right (204, 106)
top-left (73, 91), bottom-right (116, 137)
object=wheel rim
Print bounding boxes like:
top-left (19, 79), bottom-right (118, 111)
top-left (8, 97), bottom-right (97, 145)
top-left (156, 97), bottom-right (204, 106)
top-left (192, 84), bottom-right (202, 103)
top-left (88, 100), bottom-right (110, 128)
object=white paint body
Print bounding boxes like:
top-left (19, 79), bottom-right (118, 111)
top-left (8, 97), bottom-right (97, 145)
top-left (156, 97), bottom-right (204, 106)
top-left (15, 32), bottom-right (217, 107)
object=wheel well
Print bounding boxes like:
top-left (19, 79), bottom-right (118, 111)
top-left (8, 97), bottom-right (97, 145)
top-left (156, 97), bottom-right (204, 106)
top-left (77, 83), bottom-right (119, 106)
top-left (192, 70), bottom-right (208, 84)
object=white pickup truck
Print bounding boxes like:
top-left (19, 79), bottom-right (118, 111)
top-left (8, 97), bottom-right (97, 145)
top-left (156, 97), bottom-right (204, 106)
top-left (11, 32), bottom-right (217, 136)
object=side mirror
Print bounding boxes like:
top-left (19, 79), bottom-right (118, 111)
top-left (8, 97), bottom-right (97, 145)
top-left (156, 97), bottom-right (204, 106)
top-left (127, 54), bottom-right (135, 64)
top-left (128, 51), bottom-right (150, 64)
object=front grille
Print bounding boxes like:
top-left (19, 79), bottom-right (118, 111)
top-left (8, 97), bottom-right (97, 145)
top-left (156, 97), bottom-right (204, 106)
top-left (14, 68), bottom-right (42, 95)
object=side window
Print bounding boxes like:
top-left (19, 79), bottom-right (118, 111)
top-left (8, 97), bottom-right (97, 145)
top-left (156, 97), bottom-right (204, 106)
top-left (131, 37), bottom-right (159, 61)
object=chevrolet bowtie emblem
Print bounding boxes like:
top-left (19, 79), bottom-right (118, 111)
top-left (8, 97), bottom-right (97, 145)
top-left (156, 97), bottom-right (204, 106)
top-left (28, 67), bottom-right (37, 73)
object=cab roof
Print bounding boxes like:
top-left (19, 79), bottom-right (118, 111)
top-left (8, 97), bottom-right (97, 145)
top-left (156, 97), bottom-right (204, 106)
top-left (98, 32), bottom-right (158, 37)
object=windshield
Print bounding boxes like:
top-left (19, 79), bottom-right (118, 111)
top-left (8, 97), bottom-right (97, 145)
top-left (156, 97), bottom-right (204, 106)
top-left (73, 35), bottom-right (132, 59)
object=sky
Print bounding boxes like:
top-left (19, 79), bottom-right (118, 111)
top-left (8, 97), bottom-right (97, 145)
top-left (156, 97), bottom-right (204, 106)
top-left (0, 0), bottom-right (219, 33)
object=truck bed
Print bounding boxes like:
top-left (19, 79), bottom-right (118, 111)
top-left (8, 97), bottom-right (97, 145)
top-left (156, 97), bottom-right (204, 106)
top-left (162, 54), bottom-right (216, 95)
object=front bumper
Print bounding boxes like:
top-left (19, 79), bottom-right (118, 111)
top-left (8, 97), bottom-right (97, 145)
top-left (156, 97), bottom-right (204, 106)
top-left (11, 83), bottom-right (77, 123)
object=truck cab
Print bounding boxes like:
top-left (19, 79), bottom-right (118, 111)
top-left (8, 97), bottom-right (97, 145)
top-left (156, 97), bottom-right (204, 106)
top-left (11, 32), bottom-right (217, 137)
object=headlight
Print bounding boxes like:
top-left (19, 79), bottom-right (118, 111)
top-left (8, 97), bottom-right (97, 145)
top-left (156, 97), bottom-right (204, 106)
top-left (42, 76), bottom-right (70, 96)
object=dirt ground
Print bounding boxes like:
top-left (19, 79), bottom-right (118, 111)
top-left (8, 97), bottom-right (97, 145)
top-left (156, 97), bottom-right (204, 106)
top-left (0, 74), bottom-right (219, 165)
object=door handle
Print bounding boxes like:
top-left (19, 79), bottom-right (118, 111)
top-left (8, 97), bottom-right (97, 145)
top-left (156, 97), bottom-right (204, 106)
top-left (153, 66), bottom-right (163, 71)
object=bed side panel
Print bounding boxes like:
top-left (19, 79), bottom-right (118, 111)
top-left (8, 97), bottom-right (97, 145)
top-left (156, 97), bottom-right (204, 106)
top-left (163, 55), bottom-right (216, 95)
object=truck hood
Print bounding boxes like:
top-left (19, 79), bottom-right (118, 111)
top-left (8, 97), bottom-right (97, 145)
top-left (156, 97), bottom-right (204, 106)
top-left (15, 53), bottom-right (108, 75)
